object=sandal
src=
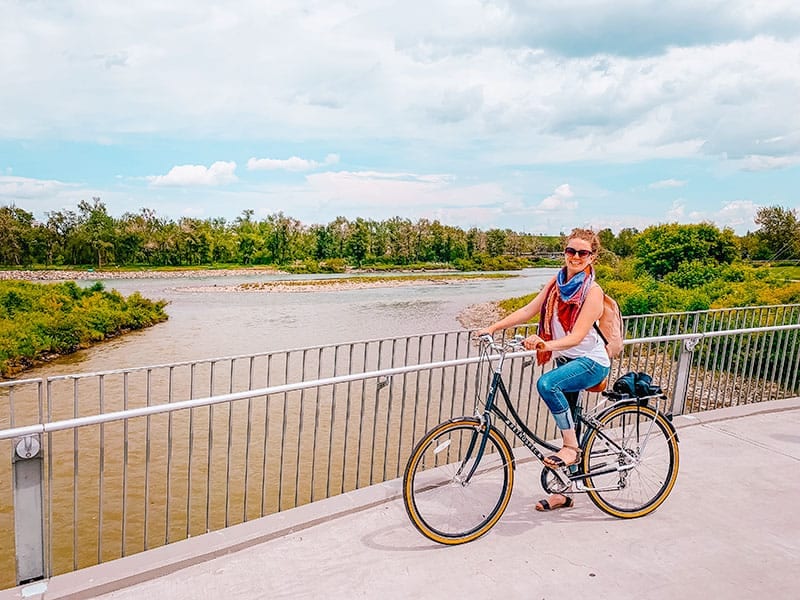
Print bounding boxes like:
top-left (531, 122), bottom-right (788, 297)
top-left (543, 444), bottom-right (582, 469)
top-left (535, 495), bottom-right (574, 512)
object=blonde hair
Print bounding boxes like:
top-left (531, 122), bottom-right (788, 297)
top-left (566, 228), bottom-right (601, 254)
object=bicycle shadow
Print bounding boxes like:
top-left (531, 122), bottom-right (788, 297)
top-left (359, 483), bottom-right (621, 554)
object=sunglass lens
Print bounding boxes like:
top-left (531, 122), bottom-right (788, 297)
top-left (564, 247), bottom-right (591, 258)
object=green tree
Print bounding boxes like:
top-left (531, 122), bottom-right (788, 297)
top-left (598, 228), bottom-right (615, 254)
top-left (635, 223), bottom-right (738, 279)
top-left (0, 206), bottom-right (36, 265)
top-left (234, 210), bottom-right (259, 265)
top-left (75, 198), bottom-right (116, 267)
top-left (486, 229), bottom-right (507, 257)
top-left (611, 228), bottom-right (639, 257)
top-left (346, 218), bottom-right (370, 266)
top-left (754, 205), bottom-right (800, 260)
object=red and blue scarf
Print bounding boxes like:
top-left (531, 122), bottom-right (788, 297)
top-left (536, 265), bottom-right (595, 365)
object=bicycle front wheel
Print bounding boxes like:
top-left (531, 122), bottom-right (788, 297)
top-left (403, 418), bottom-right (515, 545)
top-left (582, 403), bottom-right (679, 518)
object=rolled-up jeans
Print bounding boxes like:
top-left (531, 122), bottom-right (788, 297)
top-left (536, 357), bottom-right (610, 430)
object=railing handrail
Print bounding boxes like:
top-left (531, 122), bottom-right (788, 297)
top-left (0, 349), bottom-right (527, 441)
top-left (33, 303), bottom-right (800, 382)
top-left (633, 323), bottom-right (800, 344)
top-left (39, 328), bottom-right (480, 382)
top-left (3, 321), bottom-right (799, 442)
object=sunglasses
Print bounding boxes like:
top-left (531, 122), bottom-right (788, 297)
top-left (564, 247), bottom-right (594, 258)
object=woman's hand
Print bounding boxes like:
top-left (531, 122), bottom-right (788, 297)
top-left (475, 327), bottom-right (494, 337)
top-left (524, 335), bottom-right (547, 351)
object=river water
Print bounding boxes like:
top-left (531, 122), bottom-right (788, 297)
top-left (25, 268), bottom-right (557, 378)
top-left (2, 269), bottom-right (558, 584)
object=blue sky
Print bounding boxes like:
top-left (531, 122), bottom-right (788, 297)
top-left (1, 0), bottom-right (799, 235)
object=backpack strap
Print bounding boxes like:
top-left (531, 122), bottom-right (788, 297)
top-left (589, 283), bottom-right (609, 345)
top-left (593, 321), bottom-right (609, 345)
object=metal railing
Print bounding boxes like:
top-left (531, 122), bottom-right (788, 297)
top-left (1, 304), bottom-right (799, 588)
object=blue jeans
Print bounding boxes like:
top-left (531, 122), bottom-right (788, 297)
top-left (537, 357), bottom-right (610, 430)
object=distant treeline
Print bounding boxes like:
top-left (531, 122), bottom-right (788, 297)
top-left (0, 199), bottom-right (797, 271)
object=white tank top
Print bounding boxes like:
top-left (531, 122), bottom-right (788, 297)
top-left (550, 315), bottom-right (611, 367)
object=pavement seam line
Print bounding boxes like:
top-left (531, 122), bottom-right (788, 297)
top-left (674, 405), bottom-right (800, 430)
top-left (700, 423), bottom-right (800, 462)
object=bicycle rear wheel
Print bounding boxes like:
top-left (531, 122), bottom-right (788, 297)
top-left (582, 403), bottom-right (679, 518)
top-left (403, 418), bottom-right (514, 545)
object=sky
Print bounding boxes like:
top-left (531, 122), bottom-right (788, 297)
top-left (1, 0), bottom-right (799, 235)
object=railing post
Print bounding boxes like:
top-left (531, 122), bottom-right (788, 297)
top-left (671, 336), bottom-right (702, 416)
top-left (13, 434), bottom-right (45, 585)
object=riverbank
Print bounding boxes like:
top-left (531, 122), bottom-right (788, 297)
top-left (0, 269), bottom-right (512, 378)
top-left (0, 280), bottom-right (168, 378)
top-left (456, 301), bottom-right (503, 330)
top-left (178, 273), bottom-right (511, 293)
top-left (0, 268), bottom-right (285, 281)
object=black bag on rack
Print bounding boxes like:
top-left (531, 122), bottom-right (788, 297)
top-left (612, 371), bottom-right (662, 397)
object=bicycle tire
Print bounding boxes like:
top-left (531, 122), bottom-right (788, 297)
top-left (403, 418), bottom-right (515, 544)
top-left (582, 403), bottom-right (679, 518)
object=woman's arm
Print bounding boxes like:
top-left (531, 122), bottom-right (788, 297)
top-left (478, 276), bottom-right (555, 335)
top-left (524, 284), bottom-right (604, 351)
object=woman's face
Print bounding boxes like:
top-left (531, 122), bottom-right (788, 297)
top-left (563, 237), bottom-right (595, 277)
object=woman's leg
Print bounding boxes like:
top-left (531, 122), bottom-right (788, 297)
top-left (537, 357), bottom-right (608, 438)
top-left (535, 358), bottom-right (609, 510)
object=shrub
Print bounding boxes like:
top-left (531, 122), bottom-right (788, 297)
top-left (318, 258), bottom-right (347, 273)
top-left (0, 281), bottom-right (168, 377)
top-left (663, 260), bottom-right (721, 289)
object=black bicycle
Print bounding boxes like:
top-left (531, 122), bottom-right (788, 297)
top-left (402, 334), bottom-right (680, 545)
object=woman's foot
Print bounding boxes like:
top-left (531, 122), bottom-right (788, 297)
top-left (535, 494), bottom-right (574, 511)
top-left (543, 444), bottom-right (582, 469)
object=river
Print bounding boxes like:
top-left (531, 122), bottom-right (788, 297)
top-left (23, 268), bottom-right (557, 378)
top-left (2, 268), bottom-right (558, 585)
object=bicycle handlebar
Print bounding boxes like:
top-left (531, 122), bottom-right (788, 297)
top-left (475, 333), bottom-right (528, 353)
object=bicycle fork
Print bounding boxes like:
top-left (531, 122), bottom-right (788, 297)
top-left (453, 417), bottom-right (493, 486)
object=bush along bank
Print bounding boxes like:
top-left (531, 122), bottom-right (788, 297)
top-left (497, 260), bottom-right (800, 319)
top-left (0, 280), bottom-right (168, 378)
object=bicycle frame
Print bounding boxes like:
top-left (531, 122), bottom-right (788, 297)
top-left (465, 338), bottom-right (672, 493)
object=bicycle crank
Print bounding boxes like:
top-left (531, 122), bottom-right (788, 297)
top-left (540, 466), bottom-right (572, 494)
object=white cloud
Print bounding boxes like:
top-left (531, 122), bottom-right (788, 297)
top-left (147, 161), bottom-right (237, 186)
top-left (1, 1), bottom-right (799, 234)
top-left (0, 175), bottom-right (76, 199)
top-left (731, 154), bottom-right (800, 171)
top-left (666, 200), bottom-right (685, 220)
top-left (304, 170), bottom-right (498, 211)
top-left (247, 154), bottom-right (340, 172)
top-left (2, 1), bottom-right (798, 169)
top-left (537, 184), bottom-right (576, 211)
top-left (0, 175), bottom-right (114, 220)
top-left (649, 179), bottom-right (687, 189)
top-left (686, 199), bottom-right (760, 232)
top-left (716, 200), bottom-right (760, 229)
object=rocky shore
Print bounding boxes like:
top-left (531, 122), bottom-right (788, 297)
top-left (0, 268), bottom-right (283, 281)
top-left (456, 301), bottom-right (503, 330)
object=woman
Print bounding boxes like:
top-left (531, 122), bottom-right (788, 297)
top-left (478, 228), bottom-right (610, 511)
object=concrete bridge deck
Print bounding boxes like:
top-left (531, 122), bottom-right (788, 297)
top-left (4, 398), bottom-right (799, 600)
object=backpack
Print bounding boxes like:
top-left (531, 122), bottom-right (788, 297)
top-left (612, 371), bottom-right (662, 397)
top-left (593, 292), bottom-right (624, 359)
